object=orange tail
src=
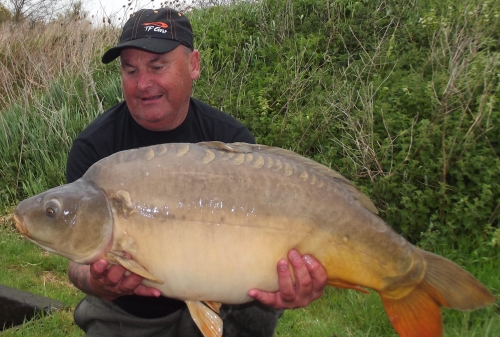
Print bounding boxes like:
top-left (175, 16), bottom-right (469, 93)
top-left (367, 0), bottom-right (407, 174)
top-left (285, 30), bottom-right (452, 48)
top-left (380, 249), bottom-right (495, 337)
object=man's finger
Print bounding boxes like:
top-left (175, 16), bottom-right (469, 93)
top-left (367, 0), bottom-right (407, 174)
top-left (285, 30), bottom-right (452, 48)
top-left (119, 273), bottom-right (144, 291)
top-left (89, 259), bottom-right (108, 279)
top-left (276, 258), bottom-right (295, 301)
top-left (105, 265), bottom-right (127, 284)
top-left (288, 250), bottom-right (313, 293)
top-left (134, 285), bottom-right (162, 297)
top-left (248, 288), bottom-right (277, 306)
top-left (303, 255), bottom-right (328, 291)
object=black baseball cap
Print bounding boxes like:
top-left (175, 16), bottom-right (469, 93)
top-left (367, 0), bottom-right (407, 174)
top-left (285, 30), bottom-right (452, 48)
top-left (102, 8), bottom-right (194, 64)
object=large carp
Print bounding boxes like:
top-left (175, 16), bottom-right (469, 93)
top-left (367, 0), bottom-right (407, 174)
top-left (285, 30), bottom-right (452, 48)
top-left (14, 142), bottom-right (494, 337)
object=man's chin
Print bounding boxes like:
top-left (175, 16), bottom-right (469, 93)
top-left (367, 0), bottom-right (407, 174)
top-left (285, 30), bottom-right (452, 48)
top-left (132, 111), bottom-right (187, 131)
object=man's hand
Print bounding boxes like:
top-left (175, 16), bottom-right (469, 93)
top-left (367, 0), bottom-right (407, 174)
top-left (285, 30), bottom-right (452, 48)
top-left (68, 259), bottom-right (161, 301)
top-left (248, 249), bottom-right (328, 309)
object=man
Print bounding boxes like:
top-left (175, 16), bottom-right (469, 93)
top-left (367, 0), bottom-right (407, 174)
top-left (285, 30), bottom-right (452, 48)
top-left (66, 8), bottom-right (327, 337)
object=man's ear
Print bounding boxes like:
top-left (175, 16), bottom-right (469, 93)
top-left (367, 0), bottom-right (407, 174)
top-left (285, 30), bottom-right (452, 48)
top-left (190, 49), bottom-right (201, 80)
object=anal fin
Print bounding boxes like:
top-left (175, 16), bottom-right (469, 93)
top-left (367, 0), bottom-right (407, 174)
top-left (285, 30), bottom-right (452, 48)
top-left (185, 300), bottom-right (223, 337)
top-left (328, 279), bottom-right (369, 294)
top-left (380, 283), bottom-right (442, 337)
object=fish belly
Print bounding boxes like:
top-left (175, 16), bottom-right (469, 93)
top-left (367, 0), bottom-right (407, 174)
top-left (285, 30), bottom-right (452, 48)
top-left (114, 217), bottom-right (315, 304)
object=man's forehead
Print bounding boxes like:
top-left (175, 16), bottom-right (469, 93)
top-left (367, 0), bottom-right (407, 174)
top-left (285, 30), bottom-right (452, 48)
top-left (119, 48), bottom-right (176, 64)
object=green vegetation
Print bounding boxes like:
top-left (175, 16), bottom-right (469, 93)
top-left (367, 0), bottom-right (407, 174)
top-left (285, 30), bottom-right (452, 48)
top-left (0, 0), bottom-right (498, 336)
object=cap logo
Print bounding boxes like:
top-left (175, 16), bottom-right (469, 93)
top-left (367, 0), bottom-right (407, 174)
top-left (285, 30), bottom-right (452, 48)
top-left (142, 22), bottom-right (168, 29)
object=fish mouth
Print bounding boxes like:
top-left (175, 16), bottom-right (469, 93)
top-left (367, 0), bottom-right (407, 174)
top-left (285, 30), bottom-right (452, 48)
top-left (13, 212), bottom-right (29, 237)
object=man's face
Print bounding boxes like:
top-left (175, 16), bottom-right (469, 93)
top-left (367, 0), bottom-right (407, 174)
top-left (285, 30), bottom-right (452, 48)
top-left (120, 46), bottom-right (200, 131)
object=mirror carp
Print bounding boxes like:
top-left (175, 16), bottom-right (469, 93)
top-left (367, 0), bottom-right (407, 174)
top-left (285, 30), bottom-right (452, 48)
top-left (14, 142), bottom-right (495, 337)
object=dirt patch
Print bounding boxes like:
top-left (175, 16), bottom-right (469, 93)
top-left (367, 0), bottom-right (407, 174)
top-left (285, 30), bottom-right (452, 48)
top-left (41, 271), bottom-right (75, 291)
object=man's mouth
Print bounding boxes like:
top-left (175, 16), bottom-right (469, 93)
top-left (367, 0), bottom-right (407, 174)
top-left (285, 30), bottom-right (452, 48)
top-left (141, 95), bottom-right (163, 102)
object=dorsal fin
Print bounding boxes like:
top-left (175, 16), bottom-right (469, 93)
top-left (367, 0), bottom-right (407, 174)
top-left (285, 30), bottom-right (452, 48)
top-left (196, 141), bottom-right (378, 215)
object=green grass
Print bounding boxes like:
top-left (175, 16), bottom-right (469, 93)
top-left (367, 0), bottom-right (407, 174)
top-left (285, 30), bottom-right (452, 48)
top-left (1, 309), bottom-right (82, 337)
top-left (0, 215), bottom-right (80, 304)
top-left (0, 214), bottom-right (84, 336)
top-left (277, 289), bottom-right (395, 337)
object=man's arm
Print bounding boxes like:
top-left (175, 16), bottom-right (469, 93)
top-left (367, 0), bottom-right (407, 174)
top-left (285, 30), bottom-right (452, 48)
top-left (68, 260), bottom-right (161, 301)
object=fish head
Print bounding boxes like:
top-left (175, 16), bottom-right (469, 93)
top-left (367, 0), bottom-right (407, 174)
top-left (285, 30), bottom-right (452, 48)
top-left (14, 179), bottom-right (113, 264)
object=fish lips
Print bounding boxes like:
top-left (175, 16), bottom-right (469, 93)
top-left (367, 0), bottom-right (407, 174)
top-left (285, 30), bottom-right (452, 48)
top-left (13, 210), bottom-right (29, 237)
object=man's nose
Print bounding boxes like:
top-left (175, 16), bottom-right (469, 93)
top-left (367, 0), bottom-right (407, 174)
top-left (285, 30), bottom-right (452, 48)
top-left (136, 72), bottom-right (153, 90)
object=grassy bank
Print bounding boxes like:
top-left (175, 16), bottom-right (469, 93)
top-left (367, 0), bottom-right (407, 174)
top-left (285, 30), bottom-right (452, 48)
top-left (0, 0), bottom-right (498, 335)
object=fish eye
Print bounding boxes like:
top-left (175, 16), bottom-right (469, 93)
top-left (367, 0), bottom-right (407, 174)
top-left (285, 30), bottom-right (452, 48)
top-left (45, 199), bottom-right (61, 218)
top-left (46, 207), bottom-right (57, 217)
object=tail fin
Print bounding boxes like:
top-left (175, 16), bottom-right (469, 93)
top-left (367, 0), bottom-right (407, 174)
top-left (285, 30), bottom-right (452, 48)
top-left (419, 250), bottom-right (495, 310)
top-left (380, 249), bottom-right (495, 337)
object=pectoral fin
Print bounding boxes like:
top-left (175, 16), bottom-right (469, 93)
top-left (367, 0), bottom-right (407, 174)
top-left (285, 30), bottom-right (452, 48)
top-left (106, 251), bottom-right (163, 284)
top-left (185, 300), bottom-right (223, 337)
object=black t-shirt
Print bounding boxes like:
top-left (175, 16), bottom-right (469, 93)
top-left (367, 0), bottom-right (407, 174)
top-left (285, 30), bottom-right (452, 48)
top-left (66, 97), bottom-right (255, 183)
top-left (66, 97), bottom-right (255, 318)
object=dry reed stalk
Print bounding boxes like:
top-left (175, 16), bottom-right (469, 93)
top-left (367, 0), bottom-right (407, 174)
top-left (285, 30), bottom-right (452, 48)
top-left (0, 19), bottom-right (118, 109)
